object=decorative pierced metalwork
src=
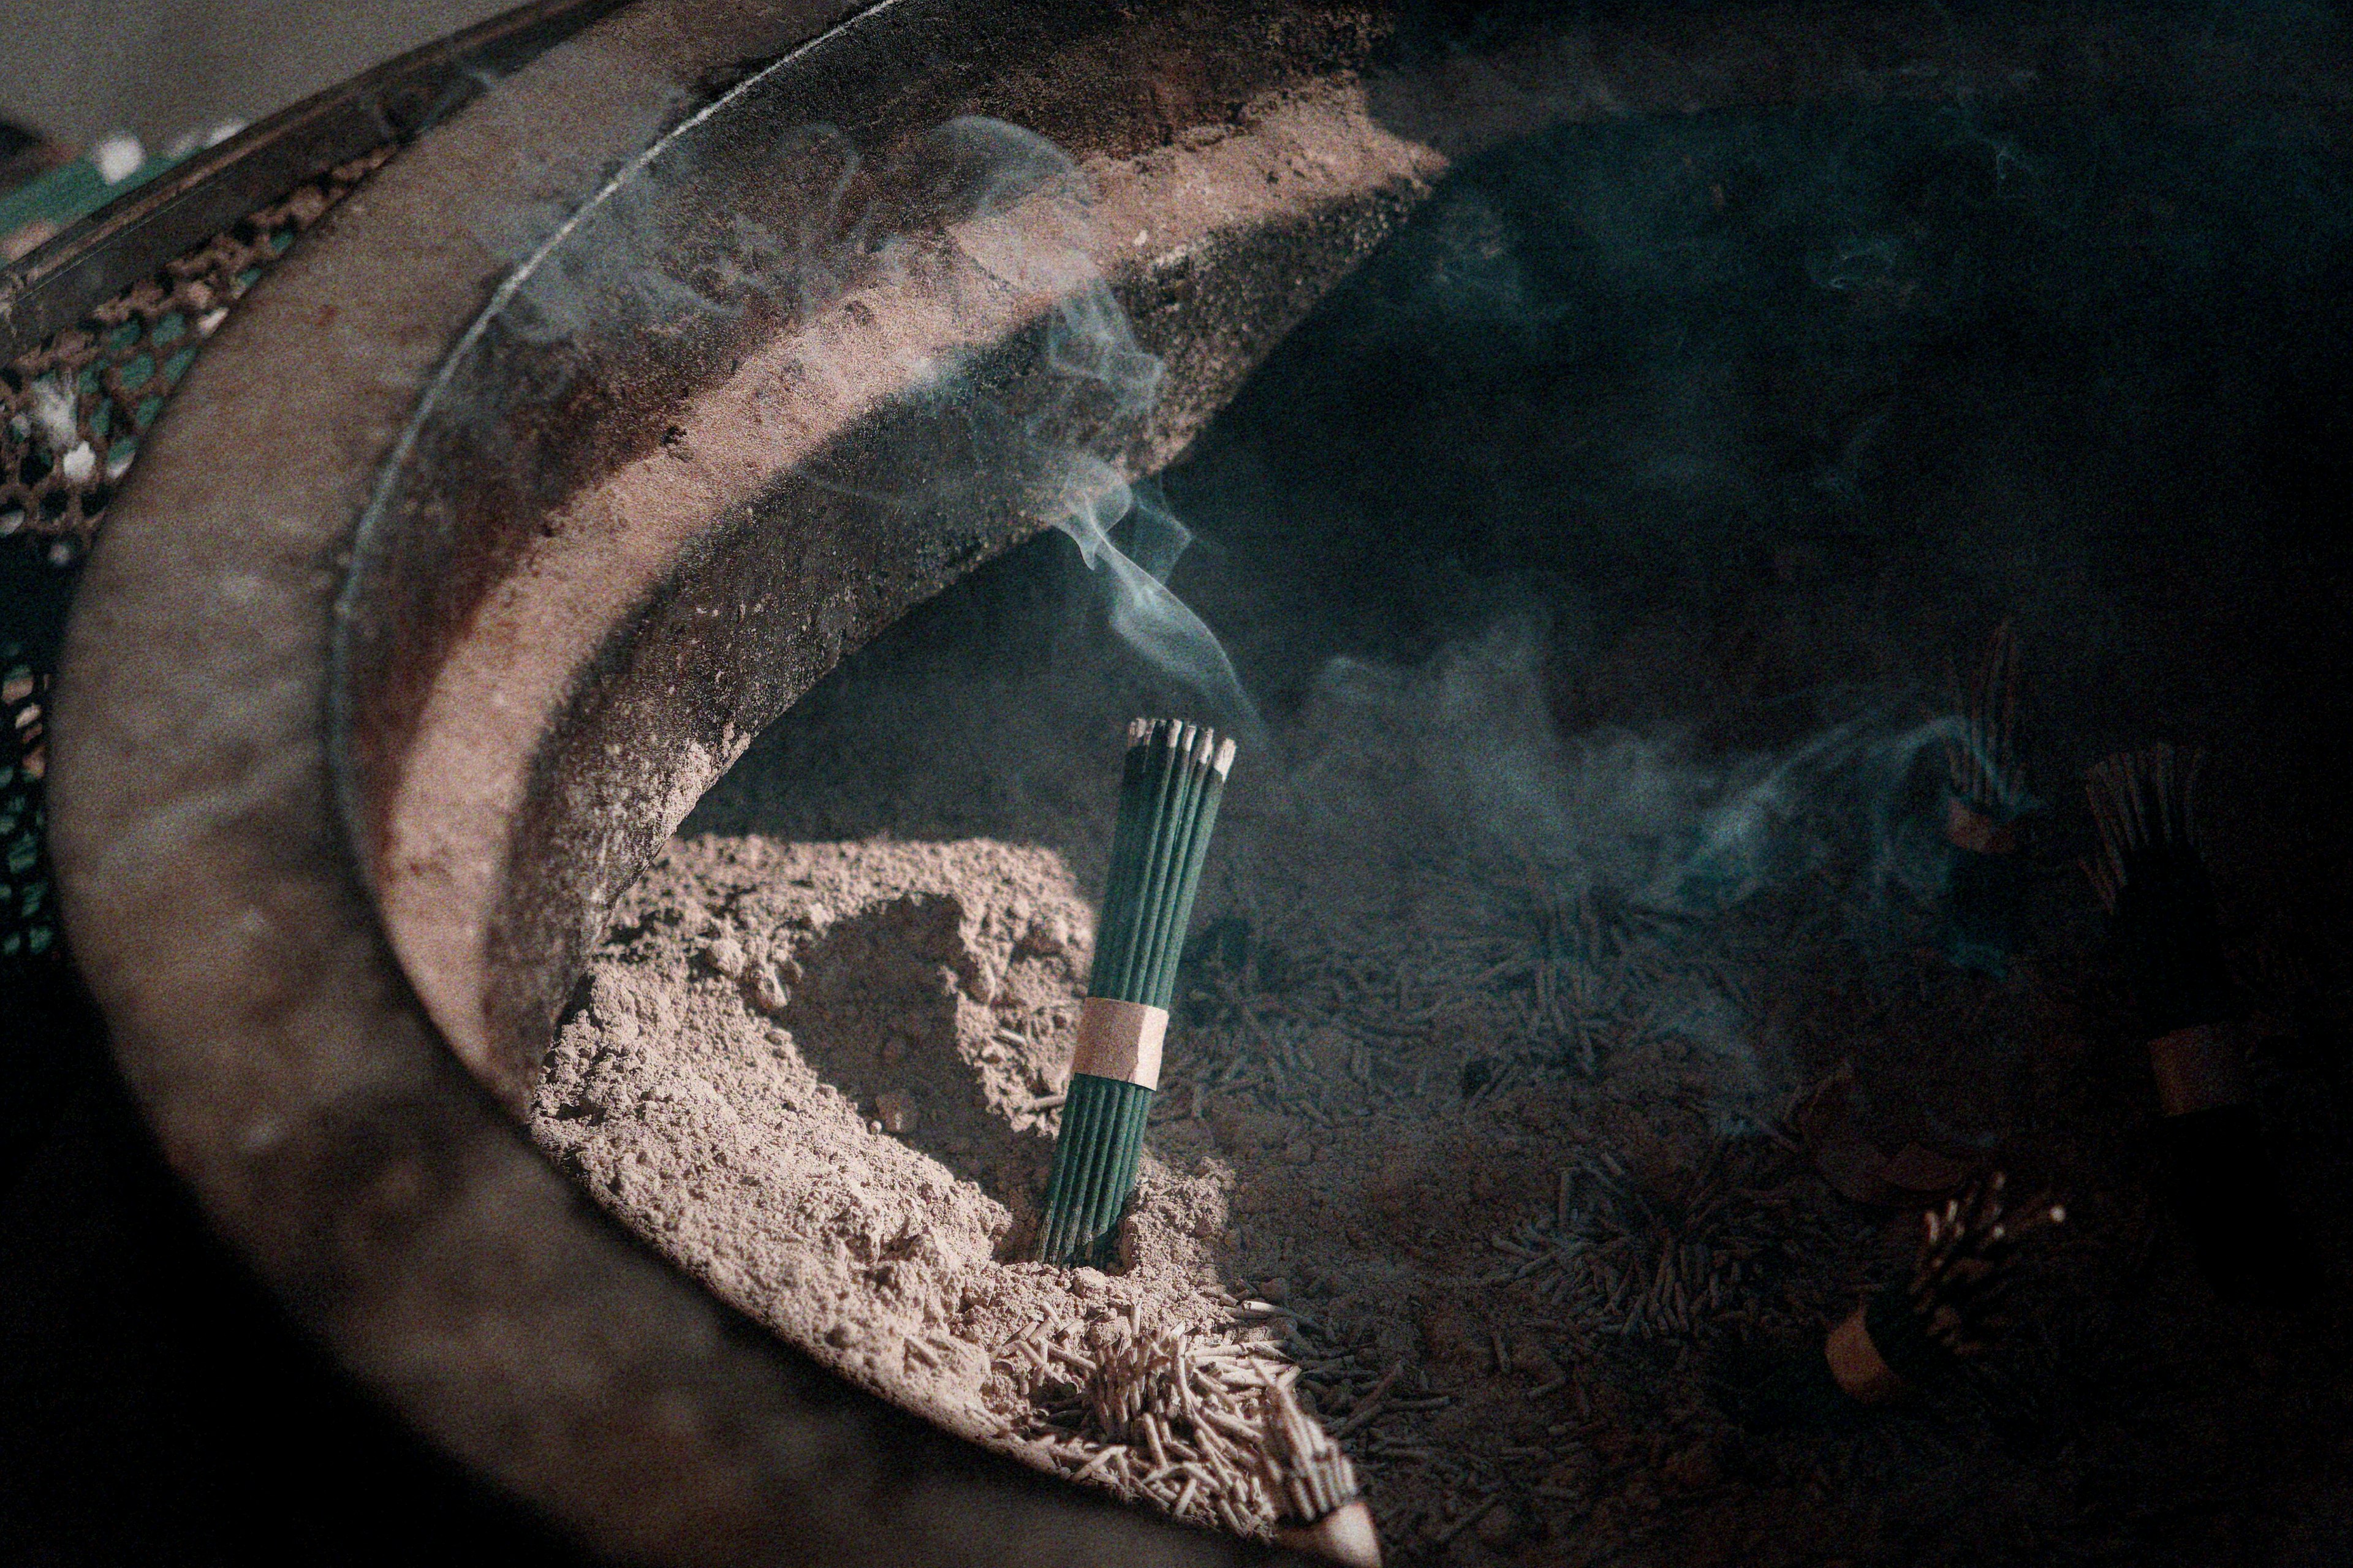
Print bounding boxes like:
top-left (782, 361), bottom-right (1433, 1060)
top-left (0, 143), bottom-right (395, 975)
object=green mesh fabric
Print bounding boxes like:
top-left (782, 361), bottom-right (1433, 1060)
top-left (0, 143), bottom-right (396, 982)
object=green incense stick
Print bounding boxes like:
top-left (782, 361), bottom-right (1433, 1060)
top-left (1037, 719), bottom-right (1236, 1267)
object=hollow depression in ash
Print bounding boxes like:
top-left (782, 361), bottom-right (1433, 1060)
top-left (530, 101), bottom-right (2353, 1566)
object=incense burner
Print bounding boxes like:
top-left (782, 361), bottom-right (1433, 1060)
top-left (33, 2), bottom-right (2349, 1562)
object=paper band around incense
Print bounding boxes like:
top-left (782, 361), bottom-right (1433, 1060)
top-left (1276, 1499), bottom-right (1383, 1568)
top-left (1945, 796), bottom-right (2018, 855)
top-left (1824, 1306), bottom-right (1905, 1404)
top-left (2147, 1024), bottom-right (2251, 1118)
top-left (1070, 996), bottom-right (1167, 1089)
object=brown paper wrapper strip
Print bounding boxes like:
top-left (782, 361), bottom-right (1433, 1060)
top-left (1069, 996), bottom-right (1167, 1090)
top-left (1945, 796), bottom-right (2018, 855)
top-left (1824, 1305), bottom-right (1906, 1404)
top-left (2147, 1023), bottom-right (2251, 1118)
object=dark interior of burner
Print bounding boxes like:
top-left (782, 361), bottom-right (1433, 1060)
top-left (703, 99), bottom-right (2353, 895)
top-left (635, 98), bottom-right (2353, 1565)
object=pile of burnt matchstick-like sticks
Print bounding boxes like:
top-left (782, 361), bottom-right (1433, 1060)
top-left (1006, 1308), bottom-right (1381, 1556)
top-left (1037, 719), bottom-right (1235, 1268)
top-left (1256, 1376), bottom-right (1382, 1567)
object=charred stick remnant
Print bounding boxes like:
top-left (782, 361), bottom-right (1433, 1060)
top-left (1085, 1326), bottom-right (1189, 1447)
top-left (1038, 719), bottom-right (1235, 1267)
top-left (1943, 621), bottom-right (2033, 971)
top-left (1722, 1172), bottom-right (2060, 1428)
top-left (1254, 1377), bottom-right (1381, 1567)
top-left (1822, 1172), bottom-right (2063, 1403)
top-left (2085, 745), bottom-right (2314, 1299)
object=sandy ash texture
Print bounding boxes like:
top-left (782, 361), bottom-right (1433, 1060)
top-left (532, 615), bottom-right (2353, 1567)
top-left (530, 751), bottom-right (1824, 1550)
top-left (533, 835), bottom-right (1325, 1536)
top-left (535, 95), bottom-right (2353, 1568)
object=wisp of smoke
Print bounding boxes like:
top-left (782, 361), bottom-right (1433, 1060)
top-left (466, 96), bottom-right (1253, 723)
top-left (1307, 612), bottom-right (1957, 926)
top-left (915, 118), bottom-right (1256, 727)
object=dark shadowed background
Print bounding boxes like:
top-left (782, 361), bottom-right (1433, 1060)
top-left (1, 15), bottom-right (589, 1567)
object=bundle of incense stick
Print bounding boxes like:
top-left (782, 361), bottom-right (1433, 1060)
top-left (1821, 1172), bottom-right (2064, 1406)
top-left (1719, 1171), bottom-right (2059, 1428)
top-left (2085, 745), bottom-right (2227, 1033)
top-left (1254, 1377), bottom-right (1381, 1567)
top-left (1946, 621), bottom-right (2026, 839)
top-left (2085, 744), bottom-right (2313, 1298)
top-left (1943, 623), bottom-right (2031, 969)
top-left (1036, 719), bottom-right (1236, 1267)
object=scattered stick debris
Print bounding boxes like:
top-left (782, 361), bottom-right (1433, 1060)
top-left (528, 626), bottom-right (2350, 1567)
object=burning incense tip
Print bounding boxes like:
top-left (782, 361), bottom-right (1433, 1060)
top-left (1906, 1170), bottom-right (2064, 1360)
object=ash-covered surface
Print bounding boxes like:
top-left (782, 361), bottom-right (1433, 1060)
top-left (538, 681), bottom-right (2353, 1566)
top-left (535, 98), bottom-right (2353, 1566)
top-left (531, 839), bottom-right (1254, 1456)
